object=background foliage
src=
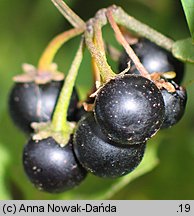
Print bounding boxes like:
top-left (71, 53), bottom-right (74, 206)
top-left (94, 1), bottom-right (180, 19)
top-left (0, 0), bottom-right (194, 200)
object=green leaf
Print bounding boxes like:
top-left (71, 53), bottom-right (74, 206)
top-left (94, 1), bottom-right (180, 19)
top-left (172, 38), bottom-right (194, 63)
top-left (181, 0), bottom-right (194, 42)
top-left (0, 144), bottom-right (11, 200)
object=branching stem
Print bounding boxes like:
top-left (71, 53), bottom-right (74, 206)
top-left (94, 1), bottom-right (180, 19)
top-left (109, 5), bottom-right (174, 51)
top-left (85, 19), bottom-right (116, 83)
top-left (107, 9), bottom-right (150, 78)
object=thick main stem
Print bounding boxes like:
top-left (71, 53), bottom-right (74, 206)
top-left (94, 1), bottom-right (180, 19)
top-left (85, 20), bottom-right (116, 83)
top-left (94, 19), bottom-right (106, 55)
top-left (38, 28), bottom-right (83, 71)
top-left (91, 57), bottom-right (101, 88)
top-left (51, 0), bottom-right (85, 29)
top-left (52, 39), bottom-right (84, 133)
top-left (91, 18), bottom-right (106, 85)
top-left (107, 10), bottom-right (150, 78)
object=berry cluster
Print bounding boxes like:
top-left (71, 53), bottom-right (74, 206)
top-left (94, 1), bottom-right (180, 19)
top-left (73, 39), bottom-right (187, 176)
top-left (9, 74), bottom-right (88, 193)
top-left (8, 3), bottom-right (188, 194)
top-left (118, 38), bottom-right (187, 129)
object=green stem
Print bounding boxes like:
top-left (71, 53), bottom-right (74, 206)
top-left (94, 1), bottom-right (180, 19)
top-left (85, 4), bottom-right (173, 83)
top-left (38, 28), bottom-right (83, 71)
top-left (93, 13), bottom-right (106, 55)
top-left (51, 0), bottom-right (85, 29)
top-left (52, 38), bottom-right (84, 133)
top-left (109, 5), bottom-right (174, 51)
top-left (85, 20), bottom-right (116, 83)
top-left (84, 5), bottom-right (174, 83)
top-left (91, 57), bottom-right (101, 87)
top-left (92, 14), bottom-right (110, 84)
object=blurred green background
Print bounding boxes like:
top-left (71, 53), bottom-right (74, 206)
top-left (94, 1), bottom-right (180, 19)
top-left (0, 0), bottom-right (194, 200)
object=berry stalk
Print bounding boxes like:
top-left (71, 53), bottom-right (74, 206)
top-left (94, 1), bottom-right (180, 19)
top-left (90, 17), bottom-right (108, 86)
top-left (52, 38), bottom-right (84, 134)
top-left (93, 14), bottom-right (106, 55)
top-left (92, 14), bottom-right (109, 85)
top-left (51, 0), bottom-right (85, 29)
top-left (38, 28), bottom-right (83, 71)
top-left (91, 57), bottom-right (101, 89)
top-left (106, 9), bottom-right (150, 78)
top-left (109, 5), bottom-right (174, 51)
top-left (85, 19), bottom-right (116, 83)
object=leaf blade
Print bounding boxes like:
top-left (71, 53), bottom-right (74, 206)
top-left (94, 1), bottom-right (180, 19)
top-left (181, 0), bottom-right (194, 42)
top-left (172, 38), bottom-right (194, 63)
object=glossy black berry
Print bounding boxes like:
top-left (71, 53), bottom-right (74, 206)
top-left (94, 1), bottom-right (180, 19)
top-left (119, 38), bottom-right (185, 84)
top-left (161, 81), bottom-right (187, 128)
top-left (9, 81), bottom-right (79, 133)
top-left (73, 112), bottom-right (146, 178)
top-left (23, 136), bottom-right (87, 193)
top-left (94, 75), bottom-right (165, 144)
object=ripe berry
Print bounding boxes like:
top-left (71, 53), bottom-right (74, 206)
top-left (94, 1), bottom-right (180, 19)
top-left (161, 81), bottom-right (187, 128)
top-left (119, 38), bottom-right (185, 84)
top-left (23, 136), bottom-right (87, 193)
top-left (73, 112), bottom-right (146, 178)
top-left (9, 81), bottom-right (79, 133)
top-left (94, 75), bottom-right (165, 144)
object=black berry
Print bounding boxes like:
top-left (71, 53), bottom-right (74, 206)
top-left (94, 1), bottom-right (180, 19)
top-left (119, 38), bottom-right (185, 84)
top-left (94, 75), bottom-right (165, 144)
top-left (23, 136), bottom-right (87, 193)
top-left (9, 81), bottom-right (79, 133)
top-left (73, 112), bottom-right (146, 178)
top-left (161, 81), bottom-right (187, 128)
